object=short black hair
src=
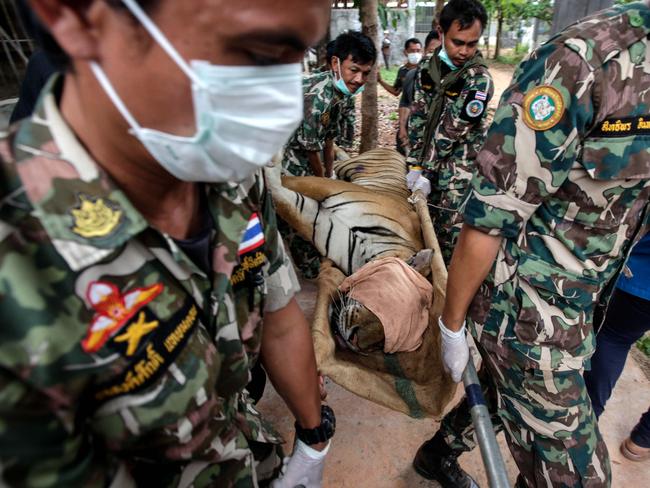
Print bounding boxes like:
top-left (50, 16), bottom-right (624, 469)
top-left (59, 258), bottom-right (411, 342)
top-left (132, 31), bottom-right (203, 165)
top-left (17, 0), bottom-right (159, 71)
top-left (404, 37), bottom-right (421, 50)
top-left (332, 31), bottom-right (377, 66)
top-left (326, 40), bottom-right (336, 62)
top-left (424, 30), bottom-right (440, 48)
top-left (439, 0), bottom-right (488, 34)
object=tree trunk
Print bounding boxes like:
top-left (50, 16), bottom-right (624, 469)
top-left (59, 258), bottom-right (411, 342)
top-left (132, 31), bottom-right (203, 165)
top-left (494, 11), bottom-right (504, 60)
top-left (483, 13), bottom-right (491, 59)
top-left (359, 0), bottom-right (379, 153)
top-left (435, 0), bottom-right (444, 23)
top-left (551, 0), bottom-right (613, 35)
top-left (316, 26), bottom-right (331, 68)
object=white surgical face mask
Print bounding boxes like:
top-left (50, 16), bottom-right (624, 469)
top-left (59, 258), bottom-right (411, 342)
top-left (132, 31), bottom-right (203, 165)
top-left (407, 52), bottom-right (422, 65)
top-left (438, 35), bottom-right (460, 71)
top-left (90, 0), bottom-right (303, 183)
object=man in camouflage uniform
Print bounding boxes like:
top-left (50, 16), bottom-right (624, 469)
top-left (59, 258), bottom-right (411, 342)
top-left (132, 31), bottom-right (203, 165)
top-left (414, 2), bottom-right (650, 487)
top-left (406, 0), bottom-right (493, 265)
top-left (310, 40), bottom-right (357, 154)
top-left (280, 31), bottom-right (375, 279)
top-left (0, 0), bottom-right (333, 486)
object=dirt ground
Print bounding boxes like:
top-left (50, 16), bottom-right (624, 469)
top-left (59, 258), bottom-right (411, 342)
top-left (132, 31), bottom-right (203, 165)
top-left (258, 62), bottom-right (650, 488)
top-left (259, 280), bottom-right (650, 488)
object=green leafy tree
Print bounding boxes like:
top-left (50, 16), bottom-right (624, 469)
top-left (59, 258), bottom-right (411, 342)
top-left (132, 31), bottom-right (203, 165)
top-left (483, 0), bottom-right (552, 58)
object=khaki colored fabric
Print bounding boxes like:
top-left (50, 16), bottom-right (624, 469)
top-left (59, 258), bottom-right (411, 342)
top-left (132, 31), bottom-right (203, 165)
top-left (339, 257), bottom-right (433, 353)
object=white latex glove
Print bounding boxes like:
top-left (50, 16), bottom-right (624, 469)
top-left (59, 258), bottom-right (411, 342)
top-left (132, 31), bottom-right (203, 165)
top-left (406, 167), bottom-right (423, 189)
top-left (438, 316), bottom-right (469, 383)
top-left (412, 175), bottom-right (431, 197)
top-left (271, 439), bottom-right (330, 488)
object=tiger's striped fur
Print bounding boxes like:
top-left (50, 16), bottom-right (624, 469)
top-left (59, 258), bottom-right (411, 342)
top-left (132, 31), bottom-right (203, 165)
top-left (266, 148), bottom-right (422, 276)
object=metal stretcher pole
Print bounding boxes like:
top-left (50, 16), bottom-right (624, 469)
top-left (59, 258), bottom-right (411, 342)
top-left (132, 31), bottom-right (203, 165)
top-left (411, 189), bottom-right (510, 488)
top-left (462, 360), bottom-right (510, 488)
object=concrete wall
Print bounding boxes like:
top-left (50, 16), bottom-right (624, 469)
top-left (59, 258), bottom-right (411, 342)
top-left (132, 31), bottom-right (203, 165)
top-left (550, 0), bottom-right (614, 35)
top-left (330, 9), bottom-right (362, 40)
top-left (330, 7), bottom-right (416, 68)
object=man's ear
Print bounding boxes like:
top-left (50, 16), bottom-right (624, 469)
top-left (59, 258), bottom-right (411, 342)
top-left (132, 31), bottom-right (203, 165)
top-left (28, 0), bottom-right (100, 60)
top-left (331, 55), bottom-right (340, 73)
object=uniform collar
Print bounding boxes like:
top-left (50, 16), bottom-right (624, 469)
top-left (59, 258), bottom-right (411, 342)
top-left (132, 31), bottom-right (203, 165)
top-left (11, 74), bottom-right (149, 271)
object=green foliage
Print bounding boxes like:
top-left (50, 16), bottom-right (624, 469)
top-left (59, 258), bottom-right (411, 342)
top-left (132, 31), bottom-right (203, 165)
top-left (496, 52), bottom-right (526, 65)
top-left (616, 0), bottom-right (638, 4)
top-left (380, 66), bottom-right (399, 85)
top-left (514, 42), bottom-right (529, 55)
top-left (483, 0), bottom-right (553, 23)
top-left (378, 3), bottom-right (409, 30)
top-left (638, 335), bottom-right (650, 357)
top-left (388, 111), bottom-right (398, 121)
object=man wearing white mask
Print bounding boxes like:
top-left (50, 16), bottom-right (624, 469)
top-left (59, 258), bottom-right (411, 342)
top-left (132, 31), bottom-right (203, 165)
top-left (405, 0), bottom-right (493, 266)
top-left (280, 30), bottom-right (375, 280)
top-left (0, 1), bottom-right (334, 487)
top-left (377, 37), bottom-right (422, 98)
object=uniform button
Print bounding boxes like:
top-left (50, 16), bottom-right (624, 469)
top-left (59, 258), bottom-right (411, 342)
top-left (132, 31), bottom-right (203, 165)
top-left (629, 12), bottom-right (643, 27)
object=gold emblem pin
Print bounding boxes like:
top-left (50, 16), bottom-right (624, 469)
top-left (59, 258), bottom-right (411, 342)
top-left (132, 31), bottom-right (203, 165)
top-left (71, 194), bottom-right (123, 238)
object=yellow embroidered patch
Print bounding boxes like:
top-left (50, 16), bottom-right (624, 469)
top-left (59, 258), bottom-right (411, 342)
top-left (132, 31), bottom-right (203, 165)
top-left (522, 85), bottom-right (565, 131)
top-left (113, 311), bottom-right (160, 356)
top-left (71, 194), bottom-right (123, 238)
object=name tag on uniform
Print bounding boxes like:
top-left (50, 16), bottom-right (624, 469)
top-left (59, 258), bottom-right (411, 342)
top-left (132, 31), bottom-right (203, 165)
top-left (591, 116), bottom-right (650, 137)
top-left (92, 299), bottom-right (200, 403)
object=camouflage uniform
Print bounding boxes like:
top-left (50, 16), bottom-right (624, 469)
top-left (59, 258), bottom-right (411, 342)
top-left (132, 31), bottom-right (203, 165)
top-left (281, 69), bottom-right (348, 279)
top-left (335, 96), bottom-right (356, 151)
top-left (307, 66), bottom-right (355, 150)
top-left (0, 78), bottom-right (300, 487)
top-left (282, 69), bottom-right (347, 177)
top-left (406, 52), bottom-right (494, 264)
top-left (439, 4), bottom-right (650, 486)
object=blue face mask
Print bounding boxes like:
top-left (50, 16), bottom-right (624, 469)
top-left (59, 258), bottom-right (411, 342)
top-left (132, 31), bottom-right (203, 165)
top-left (334, 58), bottom-right (365, 97)
top-left (438, 37), bottom-right (460, 71)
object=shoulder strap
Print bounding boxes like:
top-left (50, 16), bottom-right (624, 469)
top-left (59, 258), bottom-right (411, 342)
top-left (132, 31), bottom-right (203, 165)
top-left (418, 53), bottom-right (487, 164)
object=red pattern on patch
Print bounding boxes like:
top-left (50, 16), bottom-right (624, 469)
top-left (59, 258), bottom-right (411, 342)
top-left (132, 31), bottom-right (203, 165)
top-left (81, 281), bottom-right (163, 353)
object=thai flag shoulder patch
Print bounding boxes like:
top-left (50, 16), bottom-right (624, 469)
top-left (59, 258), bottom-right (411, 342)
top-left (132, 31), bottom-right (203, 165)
top-left (238, 213), bottom-right (265, 256)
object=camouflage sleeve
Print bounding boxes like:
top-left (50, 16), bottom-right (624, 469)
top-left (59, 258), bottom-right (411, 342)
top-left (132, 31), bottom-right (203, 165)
top-left (293, 81), bottom-right (329, 152)
top-left (336, 98), bottom-right (356, 149)
top-left (260, 175), bottom-right (300, 312)
top-left (432, 70), bottom-right (494, 161)
top-left (0, 232), bottom-right (120, 486)
top-left (405, 69), bottom-right (430, 166)
top-left (462, 43), bottom-right (596, 238)
top-left (0, 368), bottom-right (122, 487)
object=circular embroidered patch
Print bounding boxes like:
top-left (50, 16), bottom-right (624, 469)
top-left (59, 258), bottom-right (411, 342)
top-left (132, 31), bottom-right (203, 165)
top-left (466, 99), bottom-right (485, 118)
top-left (522, 85), bottom-right (565, 131)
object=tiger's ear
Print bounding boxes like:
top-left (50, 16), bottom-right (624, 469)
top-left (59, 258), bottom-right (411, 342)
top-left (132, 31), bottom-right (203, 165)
top-left (407, 249), bottom-right (433, 277)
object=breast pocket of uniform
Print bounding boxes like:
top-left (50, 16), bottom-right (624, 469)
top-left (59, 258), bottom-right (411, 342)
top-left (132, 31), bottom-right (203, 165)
top-left (513, 253), bottom-right (599, 352)
top-left (551, 135), bottom-right (650, 230)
